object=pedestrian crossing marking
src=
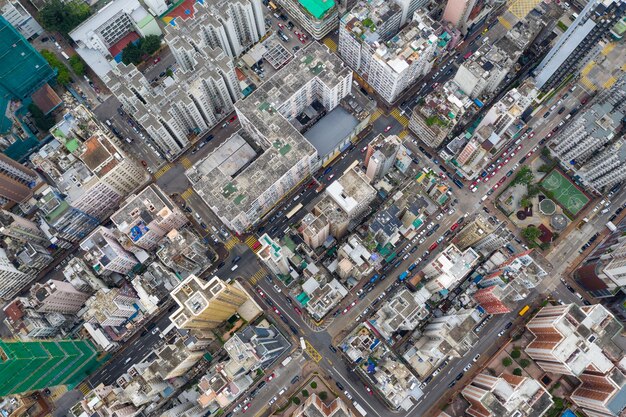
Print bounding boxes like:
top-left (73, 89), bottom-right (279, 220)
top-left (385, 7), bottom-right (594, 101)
top-left (181, 157), bottom-right (193, 169)
top-left (249, 269), bottom-right (266, 285)
top-left (154, 163), bottom-right (172, 179)
top-left (245, 235), bottom-right (260, 251)
top-left (371, 108), bottom-right (383, 122)
top-left (181, 187), bottom-right (194, 200)
top-left (323, 37), bottom-right (337, 52)
top-left (225, 237), bottom-right (239, 250)
top-left (304, 339), bottom-right (322, 363)
top-left (77, 382), bottom-right (91, 396)
top-left (398, 130), bottom-right (408, 139)
top-left (390, 108), bottom-right (409, 127)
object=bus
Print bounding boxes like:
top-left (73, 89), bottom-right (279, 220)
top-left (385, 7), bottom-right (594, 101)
top-left (286, 203), bottom-right (303, 219)
top-left (344, 159), bottom-right (359, 175)
top-left (268, 1), bottom-right (277, 10)
top-left (519, 305), bottom-right (530, 316)
top-left (353, 401), bottom-right (367, 416)
top-left (463, 51), bottom-right (474, 60)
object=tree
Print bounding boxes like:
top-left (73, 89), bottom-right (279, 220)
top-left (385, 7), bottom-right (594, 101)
top-left (522, 226), bottom-right (542, 242)
top-left (40, 50), bottom-right (71, 85)
top-left (122, 43), bottom-right (143, 65)
top-left (502, 357), bottom-right (513, 367)
top-left (68, 55), bottom-right (85, 75)
top-left (319, 391), bottom-right (328, 401)
top-left (520, 197), bottom-right (532, 208)
top-left (301, 389), bottom-right (309, 397)
top-left (142, 35), bottom-right (161, 55)
top-left (511, 350), bottom-right (521, 359)
top-left (513, 166), bottom-right (534, 186)
top-left (291, 397), bottom-right (300, 405)
top-left (310, 382), bottom-right (317, 389)
top-left (513, 368), bottom-right (523, 376)
top-left (520, 359), bottom-right (530, 368)
top-left (38, 0), bottom-right (91, 36)
top-left (165, 68), bottom-right (173, 77)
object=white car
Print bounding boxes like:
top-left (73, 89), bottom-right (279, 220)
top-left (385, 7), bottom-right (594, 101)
top-left (463, 363), bottom-right (473, 372)
top-left (419, 238), bottom-right (426, 244)
top-left (473, 354), bottom-right (480, 362)
top-left (436, 213), bottom-right (443, 220)
top-left (344, 391), bottom-right (353, 400)
top-left (273, 284), bottom-right (282, 293)
top-left (427, 223), bottom-right (434, 230)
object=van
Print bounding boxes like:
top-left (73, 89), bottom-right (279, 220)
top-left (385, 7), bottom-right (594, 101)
top-left (481, 195), bottom-right (488, 202)
top-left (293, 195), bottom-right (300, 202)
top-left (125, 138), bottom-right (132, 143)
top-left (278, 387), bottom-right (286, 396)
top-left (231, 264), bottom-right (239, 271)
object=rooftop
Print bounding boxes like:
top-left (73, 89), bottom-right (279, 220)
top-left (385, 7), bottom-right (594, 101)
top-left (299, 0), bottom-right (336, 19)
top-left (341, 0), bottom-right (402, 45)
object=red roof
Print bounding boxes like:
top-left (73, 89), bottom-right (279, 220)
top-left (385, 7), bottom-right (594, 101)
top-left (538, 224), bottom-right (554, 243)
top-left (108, 32), bottom-right (140, 58)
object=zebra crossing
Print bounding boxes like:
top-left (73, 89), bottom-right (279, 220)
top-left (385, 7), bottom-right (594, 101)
top-left (398, 130), bottom-right (409, 139)
top-left (245, 235), bottom-right (260, 251)
top-left (181, 157), bottom-right (193, 169)
top-left (181, 187), bottom-right (194, 200)
top-left (390, 107), bottom-right (409, 127)
top-left (77, 382), bottom-right (91, 396)
top-left (225, 237), bottom-right (239, 250)
top-left (370, 108), bottom-right (383, 122)
top-left (154, 164), bottom-right (172, 179)
top-left (249, 268), bottom-right (266, 285)
top-left (322, 37), bottom-right (337, 52)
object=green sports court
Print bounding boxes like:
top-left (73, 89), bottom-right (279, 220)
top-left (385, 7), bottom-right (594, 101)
top-left (540, 170), bottom-right (589, 216)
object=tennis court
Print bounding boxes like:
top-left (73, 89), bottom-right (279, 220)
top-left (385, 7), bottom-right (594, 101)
top-left (540, 170), bottom-right (589, 216)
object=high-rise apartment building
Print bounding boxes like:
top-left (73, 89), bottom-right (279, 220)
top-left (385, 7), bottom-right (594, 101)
top-left (339, 4), bottom-right (439, 103)
top-left (30, 280), bottom-right (89, 314)
top-left (570, 367), bottom-right (626, 417)
top-left (170, 275), bottom-right (250, 330)
top-left (0, 339), bottom-right (101, 396)
top-left (423, 244), bottom-right (480, 293)
top-left (111, 184), bottom-right (188, 251)
top-left (275, 0), bottom-right (339, 40)
top-left (0, 247), bottom-right (31, 300)
top-left (107, 44), bottom-right (239, 160)
top-left (462, 372), bottom-right (553, 417)
top-left (187, 42), bottom-right (352, 233)
top-left (300, 213), bottom-right (330, 249)
top-left (365, 134), bottom-right (401, 182)
top-left (257, 233), bottom-right (291, 275)
top-left (442, 0), bottom-right (477, 34)
top-left (325, 167), bottom-right (376, 219)
top-left (534, 0), bottom-right (626, 91)
top-left (79, 227), bottom-right (139, 275)
top-left (0, 153), bottom-right (38, 208)
top-left (0, 209), bottom-right (49, 246)
top-left (0, 0), bottom-right (43, 40)
top-left (454, 215), bottom-right (495, 250)
top-left (69, 0), bottom-right (162, 77)
top-left (525, 304), bottom-right (623, 376)
top-left (83, 286), bottom-right (140, 327)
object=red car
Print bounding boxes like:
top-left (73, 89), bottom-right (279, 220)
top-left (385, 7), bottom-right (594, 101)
top-left (365, 386), bottom-right (373, 395)
top-left (516, 145), bottom-right (522, 150)
top-left (273, 307), bottom-right (281, 315)
top-left (498, 177), bottom-right (506, 185)
top-left (266, 373), bottom-right (275, 381)
top-left (294, 307), bottom-right (302, 315)
top-left (450, 223), bottom-right (459, 231)
top-left (384, 125), bottom-right (392, 132)
top-left (277, 23), bottom-right (284, 29)
top-left (256, 288), bottom-right (265, 298)
top-left (141, 160), bottom-right (148, 167)
top-left (229, 115), bottom-right (238, 122)
top-left (153, 57), bottom-right (161, 64)
top-left (529, 132), bottom-right (535, 138)
top-left (299, 37), bottom-right (306, 44)
top-left (428, 242), bottom-right (438, 251)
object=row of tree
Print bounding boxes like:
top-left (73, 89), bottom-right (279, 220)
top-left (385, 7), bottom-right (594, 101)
top-left (121, 35), bottom-right (162, 65)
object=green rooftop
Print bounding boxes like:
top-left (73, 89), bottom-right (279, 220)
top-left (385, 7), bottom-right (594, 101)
top-left (299, 0), bottom-right (335, 19)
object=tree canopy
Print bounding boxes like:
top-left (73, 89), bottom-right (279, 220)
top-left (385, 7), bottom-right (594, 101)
top-left (121, 35), bottom-right (162, 65)
top-left (68, 55), bottom-right (85, 76)
top-left (38, 0), bottom-right (91, 36)
top-left (41, 50), bottom-right (71, 85)
top-left (522, 225), bottom-right (542, 242)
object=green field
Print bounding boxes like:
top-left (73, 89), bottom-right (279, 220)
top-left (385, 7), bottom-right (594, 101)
top-left (540, 170), bottom-right (589, 216)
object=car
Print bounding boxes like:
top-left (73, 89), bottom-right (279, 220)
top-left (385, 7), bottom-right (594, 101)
top-left (384, 125), bottom-right (392, 132)
top-left (344, 390), bottom-right (353, 400)
top-left (448, 381), bottom-right (456, 388)
top-left (336, 381), bottom-right (345, 390)
top-left (229, 115), bottom-right (238, 123)
top-left (455, 372), bottom-right (464, 381)
top-left (266, 373), bottom-right (275, 382)
top-left (327, 174), bottom-right (335, 181)
top-left (498, 177), bottom-right (506, 185)
top-left (365, 385), bottom-right (373, 395)
top-left (141, 160), bottom-right (148, 167)
top-left (243, 403), bottom-right (251, 413)
top-left (256, 288), bottom-right (265, 298)
top-left (505, 321), bottom-right (513, 329)
top-left (273, 307), bottom-right (281, 315)
top-left (153, 57), bottom-right (161, 64)
top-left (268, 396), bottom-right (277, 405)
top-left (517, 145), bottom-right (522, 150)
top-left (497, 329), bottom-right (506, 337)
top-left (473, 354), bottom-right (480, 362)
top-left (342, 308), bottom-right (349, 314)
top-left (463, 363), bottom-right (473, 372)
top-left (277, 22), bottom-right (285, 29)
top-left (294, 307), bottom-right (302, 315)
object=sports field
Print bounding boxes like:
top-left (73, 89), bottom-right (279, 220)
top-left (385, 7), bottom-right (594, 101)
top-left (540, 170), bottom-right (589, 216)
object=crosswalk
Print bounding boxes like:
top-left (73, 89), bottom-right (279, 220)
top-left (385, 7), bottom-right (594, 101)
top-left (225, 236), bottom-right (239, 250)
top-left (77, 382), bottom-right (91, 396)
top-left (181, 187), bottom-right (194, 200)
top-left (371, 108), bottom-right (383, 122)
top-left (303, 339), bottom-right (322, 363)
top-left (181, 157), bottom-right (193, 169)
top-left (390, 107), bottom-right (409, 127)
top-left (323, 37), bottom-right (337, 52)
top-left (154, 163), bottom-right (172, 179)
top-left (249, 268), bottom-right (266, 285)
top-left (245, 235), bottom-right (260, 251)
top-left (398, 130), bottom-right (409, 139)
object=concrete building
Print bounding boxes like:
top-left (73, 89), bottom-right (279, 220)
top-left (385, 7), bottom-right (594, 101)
top-left (473, 249), bottom-right (547, 314)
top-left (83, 285), bottom-right (140, 327)
top-left (157, 229), bottom-right (216, 277)
top-left (80, 226), bottom-right (139, 276)
top-left (0, 209), bottom-right (49, 246)
top-left (30, 279), bottom-right (89, 314)
top-left (314, 195), bottom-right (351, 239)
top-left (454, 215), bottom-right (495, 250)
top-left (106, 45), bottom-right (238, 160)
top-left (31, 105), bottom-right (148, 241)
top-left (292, 394), bottom-right (355, 417)
top-left (533, 0), bottom-right (626, 91)
top-left (111, 184), bottom-right (188, 251)
top-left (275, 0), bottom-right (339, 40)
top-left (0, 0), bottom-right (42, 40)
top-left (300, 212), bottom-right (330, 250)
top-left (257, 233), bottom-right (290, 276)
top-left (0, 153), bottom-right (38, 208)
top-left (302, 277), bottom-right (348, 320)
top-left (442, 0), bottom-right (477, 34)
top-left (525, 304), bottom-right (624, 376)
top-left (69, 0), bottom-right (162, 77)
top-left (223, 325), bottom-right (289, 371)
top-left (0, 247), bottom-right (32, 300)
top-left (462, 372), bottom-right (554, 417)
top-left (187, 42), bottom-right (353, 233)
top-left (326, 167), bottom-right (376, 219)
top-left (339, 4), bottom-right (439, 103)
top-left (408, 81), bottom-right (471, 148)
top-left (169, 275), bottom-right (250, 330)
top-left (372, 287), bottom-right (430, 339)
top-left (423, 244), bottom-right (480, 293)
top-left (571, 367), bottom-right (626, 417)
top-left (365, 134), bottom-right (401, 182)
top-left (167, 0), bottom-right (265, 58)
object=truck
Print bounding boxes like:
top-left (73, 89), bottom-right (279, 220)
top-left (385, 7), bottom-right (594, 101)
top-left (353, 401), bottom-right (367, 416)
top-left (607, 221), bottom-right (617, 232)
top-left (398, 271), bottom-right (409, 281)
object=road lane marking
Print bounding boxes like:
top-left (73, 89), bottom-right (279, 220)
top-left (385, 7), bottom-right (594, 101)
top-left (329, 368), bottom-right (380, 417)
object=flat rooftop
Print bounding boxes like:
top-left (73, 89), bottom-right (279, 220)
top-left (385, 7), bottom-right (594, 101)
top-left (299, 0), bottom-right (336, 19)
top-left (304, 106), bottom-right (358, 156)
top-left (187, 42), bottom-right (350, 224)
